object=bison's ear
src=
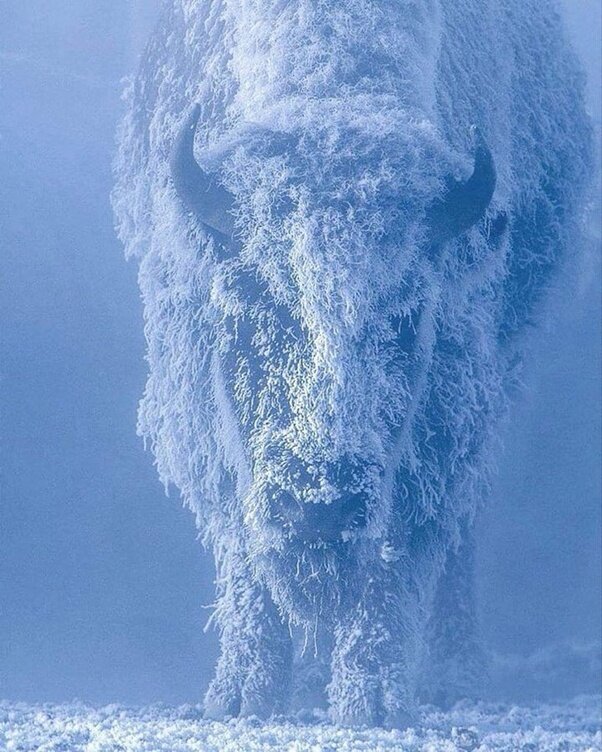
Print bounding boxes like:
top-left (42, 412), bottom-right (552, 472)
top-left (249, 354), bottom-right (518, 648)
top-left (427, 129), bottom-right (496, 244)
top-left (170, 104), bottom-right (238, 244)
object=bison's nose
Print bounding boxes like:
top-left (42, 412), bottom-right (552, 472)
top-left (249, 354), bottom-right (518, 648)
top-left (274, 489), bottom-right (369, 542)
top-left (302, 491), bottom-right (368, 532)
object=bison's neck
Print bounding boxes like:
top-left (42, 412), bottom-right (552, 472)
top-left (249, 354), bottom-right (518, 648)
top-left (221, 0), bottom-right (442, 126)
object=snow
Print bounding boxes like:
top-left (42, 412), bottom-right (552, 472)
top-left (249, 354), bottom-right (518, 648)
top-left (1, 696), bottom-right (600, 752)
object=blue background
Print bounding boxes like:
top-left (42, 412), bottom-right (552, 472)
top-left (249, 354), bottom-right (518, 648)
top-left (0, 0), bottom-right (600, 705)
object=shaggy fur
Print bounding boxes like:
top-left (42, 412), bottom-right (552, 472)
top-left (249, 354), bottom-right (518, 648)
top-left (112, 0), bottom-right (591, 726)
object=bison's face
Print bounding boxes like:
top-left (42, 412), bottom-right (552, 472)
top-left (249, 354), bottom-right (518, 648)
top-left (171, 106), bottom-right (497, 618)
top-left (211, 253), bottom-right (422, 616)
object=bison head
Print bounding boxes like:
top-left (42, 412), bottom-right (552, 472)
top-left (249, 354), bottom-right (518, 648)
top-left (170, 104), bottom-right (498, 620)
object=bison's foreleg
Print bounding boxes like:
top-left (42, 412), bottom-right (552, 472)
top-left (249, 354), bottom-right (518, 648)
top-left (419, 522), bottom-right (487, 708)
top-left (204, 543), bottom-right (293, 720)
top-left (327, 562), bottom-right (420, 728)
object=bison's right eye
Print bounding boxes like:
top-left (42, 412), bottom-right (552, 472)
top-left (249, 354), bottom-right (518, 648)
top-left (488, 211), bottom-right (509, 245)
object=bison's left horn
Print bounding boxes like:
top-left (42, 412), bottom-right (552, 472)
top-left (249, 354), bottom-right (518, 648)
top-left (427, 129), bottom-right (496, 243)
top-left (170, 104), bottom-right (237, 242)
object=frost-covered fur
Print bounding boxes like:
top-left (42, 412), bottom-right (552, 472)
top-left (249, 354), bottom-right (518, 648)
top-left (112, 0), bottom-right (591, 727)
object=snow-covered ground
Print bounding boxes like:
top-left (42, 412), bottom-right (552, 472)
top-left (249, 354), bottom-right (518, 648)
top-left (1, 696), bottom-right (599, 751)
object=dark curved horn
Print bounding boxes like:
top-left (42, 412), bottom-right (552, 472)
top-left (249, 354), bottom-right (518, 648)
top-left (428, 130), bottom-right (496, 243)
top-left (170, 104), bottom-right (237, 240)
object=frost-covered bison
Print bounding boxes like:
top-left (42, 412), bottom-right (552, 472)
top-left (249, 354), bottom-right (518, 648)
top-left (113, 0), bottom-right (591, 727)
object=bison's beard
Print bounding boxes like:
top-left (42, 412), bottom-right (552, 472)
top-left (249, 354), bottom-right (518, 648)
top-left (247, 530), bottom-right (376, 624)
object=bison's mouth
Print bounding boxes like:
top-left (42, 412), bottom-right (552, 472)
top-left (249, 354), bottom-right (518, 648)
top-left (252, 527), bottom-right (371, 620)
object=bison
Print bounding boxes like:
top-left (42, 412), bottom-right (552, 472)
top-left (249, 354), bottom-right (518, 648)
top-left (112, 0), bottom-right (592, 727)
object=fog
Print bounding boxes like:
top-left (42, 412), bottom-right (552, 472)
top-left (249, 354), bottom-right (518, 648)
top-left (0, 1), bottom-right (599, 704)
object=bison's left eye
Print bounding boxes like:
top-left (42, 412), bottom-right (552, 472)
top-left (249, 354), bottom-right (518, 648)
top-left (488, 211), bottom-right (509, 245)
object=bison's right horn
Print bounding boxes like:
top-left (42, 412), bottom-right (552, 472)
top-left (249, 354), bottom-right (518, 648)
top-left (170, 104), bottom-right (237, 243)
top-left (427, 129), bottom-right (496, 244)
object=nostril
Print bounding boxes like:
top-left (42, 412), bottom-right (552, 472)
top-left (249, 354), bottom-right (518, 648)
top-left (272, 490), bottom-right (303, 525)
top-left (342, 493), bottom-right (368, 529)
top-left (325, 457), bottom-right (359, 487)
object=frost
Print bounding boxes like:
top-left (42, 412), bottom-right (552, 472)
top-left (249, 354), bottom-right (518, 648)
top-left (111, 0), bottom-right (593, 724)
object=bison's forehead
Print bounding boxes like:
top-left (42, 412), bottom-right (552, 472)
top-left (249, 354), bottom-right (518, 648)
top-left (212, 121), bottom-right (452, 326)
top-left (212, 236), bottom-right (427, 340)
